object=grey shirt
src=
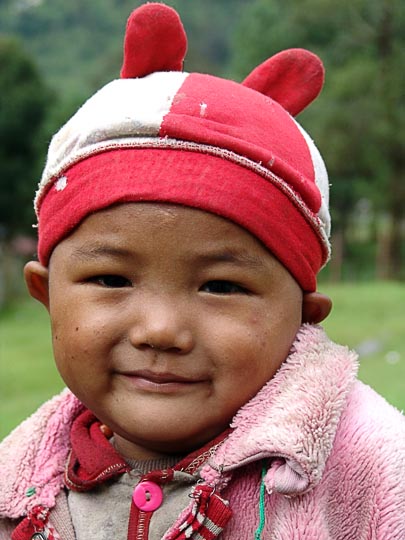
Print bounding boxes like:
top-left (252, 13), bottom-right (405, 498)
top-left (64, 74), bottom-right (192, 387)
top-left (68, 454), bottom-right (198, 540)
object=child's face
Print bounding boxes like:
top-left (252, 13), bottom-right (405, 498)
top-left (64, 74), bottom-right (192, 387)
top-left (28, 203), bottom-right (303, 459)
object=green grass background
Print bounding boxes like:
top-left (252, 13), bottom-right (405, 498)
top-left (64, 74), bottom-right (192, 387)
top-left (1, 282), bottom-right (404, 441)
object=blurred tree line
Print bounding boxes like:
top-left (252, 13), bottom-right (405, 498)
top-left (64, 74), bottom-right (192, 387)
top-left (0, 0), bottom-right (404, 294)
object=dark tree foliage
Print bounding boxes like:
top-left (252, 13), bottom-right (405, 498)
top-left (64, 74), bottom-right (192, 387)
top-left (0, 37), bottom-right (52, 235)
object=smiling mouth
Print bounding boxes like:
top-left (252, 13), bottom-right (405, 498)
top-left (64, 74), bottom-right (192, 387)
top-left (119, 370), bottom-right (206, 393)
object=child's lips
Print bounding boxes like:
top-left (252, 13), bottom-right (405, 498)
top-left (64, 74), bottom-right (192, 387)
top-left (118, 369), bottom-right (208, 393)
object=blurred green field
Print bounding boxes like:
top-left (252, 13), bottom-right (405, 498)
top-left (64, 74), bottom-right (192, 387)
top-left (0, 281), bottom-right (404, 441)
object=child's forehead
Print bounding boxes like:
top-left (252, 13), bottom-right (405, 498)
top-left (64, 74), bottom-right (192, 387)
top-left (74, 201), bottom-right (247, 234)
top-left (54, 202), bottom-right (285, 272)
top-left (66, 202), bottom-right (267, 248)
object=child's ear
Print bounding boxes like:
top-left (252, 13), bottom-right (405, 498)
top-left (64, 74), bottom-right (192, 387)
top-left (302, 292), bottom-right (332, 324)
top-left (24, 261), bottom-right (50, 309)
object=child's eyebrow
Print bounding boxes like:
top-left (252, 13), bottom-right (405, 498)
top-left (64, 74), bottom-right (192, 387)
top-left (69, 244), bottom-right (269, 270)
top-left (194, 251), bottom-right (269, 270)
top-left (70, 245), bottom-right (133, 260)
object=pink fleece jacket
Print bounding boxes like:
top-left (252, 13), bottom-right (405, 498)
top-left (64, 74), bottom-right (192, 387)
top-left (1, 325), bottom-right (405, 539)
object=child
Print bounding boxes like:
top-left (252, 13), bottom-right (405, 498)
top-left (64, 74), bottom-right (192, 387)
top-left (1, 3), bottom-right (404, 539)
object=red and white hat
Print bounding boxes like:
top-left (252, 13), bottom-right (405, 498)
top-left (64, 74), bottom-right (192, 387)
top-left (35, 3), bottom-right (330, 291)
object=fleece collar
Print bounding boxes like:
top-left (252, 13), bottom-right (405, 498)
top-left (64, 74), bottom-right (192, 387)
top-left (65, 408), bottom-right (231, 492)
top-left (201, 325), bottom-right (358, 495)
top-left (0, 325), bottom-right (358, 519)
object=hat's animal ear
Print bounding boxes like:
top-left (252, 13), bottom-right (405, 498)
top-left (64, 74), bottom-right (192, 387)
top-left (242, 48), bottom-right (325, 116)
top-left (120, 3), bottom-right (187, 79)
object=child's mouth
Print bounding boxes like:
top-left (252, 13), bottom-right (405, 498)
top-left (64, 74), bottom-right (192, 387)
top-left (119, 369), bottom-right (207, 393)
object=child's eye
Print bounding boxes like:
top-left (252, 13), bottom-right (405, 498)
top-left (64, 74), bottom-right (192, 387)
top-left (200, 280), bottom-right (248, 294)
top-left (89, 275), bottom-right (132, 288)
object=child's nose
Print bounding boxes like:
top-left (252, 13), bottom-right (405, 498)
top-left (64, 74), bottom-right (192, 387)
top-left (128, 298), bottom-right (194, 354)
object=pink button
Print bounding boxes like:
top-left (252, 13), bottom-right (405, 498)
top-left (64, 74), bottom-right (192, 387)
top-left (132, 481), bottom-right (163, 512)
